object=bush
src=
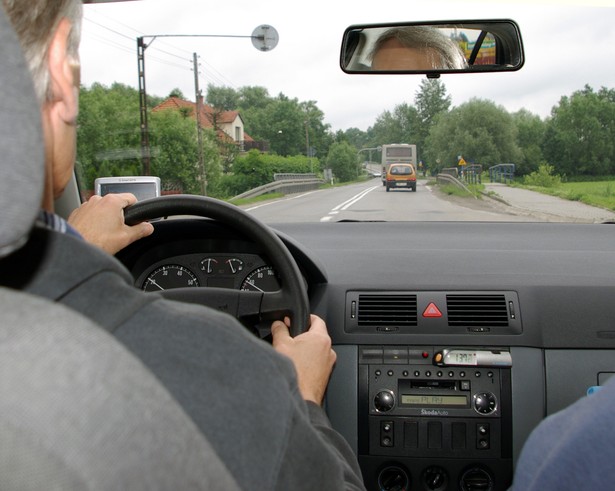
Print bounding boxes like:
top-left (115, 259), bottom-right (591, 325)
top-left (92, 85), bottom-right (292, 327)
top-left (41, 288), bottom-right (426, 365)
top-left (522, 163), bottom-right (562, 188)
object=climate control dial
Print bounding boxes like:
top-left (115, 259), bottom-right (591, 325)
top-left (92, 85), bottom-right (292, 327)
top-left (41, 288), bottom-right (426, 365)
top-left (473, 392), bottom-right (497, 415)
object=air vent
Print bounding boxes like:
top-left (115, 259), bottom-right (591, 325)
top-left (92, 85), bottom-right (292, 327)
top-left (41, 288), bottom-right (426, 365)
top-left (357, 294), bottom-right (418, 327)
top-left (446, 294), bottom-right (509, 327)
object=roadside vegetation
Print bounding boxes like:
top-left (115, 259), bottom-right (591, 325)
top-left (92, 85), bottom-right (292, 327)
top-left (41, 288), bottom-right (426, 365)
top-left (511, 164), bottom-right (615, 211)
top-left (76, 79), bottom-right (615, 201)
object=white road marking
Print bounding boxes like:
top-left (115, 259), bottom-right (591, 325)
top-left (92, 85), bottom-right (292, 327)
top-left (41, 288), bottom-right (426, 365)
top-left (320, 186), bottom-right (378, 221)
top-left (245, 191), bottom-right (318, 211)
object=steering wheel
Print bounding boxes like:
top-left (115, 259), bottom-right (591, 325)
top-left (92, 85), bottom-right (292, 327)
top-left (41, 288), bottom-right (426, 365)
top-left (121, 194), bottom-right (310, 337)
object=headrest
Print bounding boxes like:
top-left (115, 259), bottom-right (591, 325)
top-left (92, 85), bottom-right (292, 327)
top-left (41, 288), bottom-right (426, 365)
top-left (0, 6), bottom-right (44, 258)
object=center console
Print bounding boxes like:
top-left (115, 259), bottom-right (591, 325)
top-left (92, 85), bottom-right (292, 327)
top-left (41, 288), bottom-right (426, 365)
top-left (358, 346), bottom-right (513, 491)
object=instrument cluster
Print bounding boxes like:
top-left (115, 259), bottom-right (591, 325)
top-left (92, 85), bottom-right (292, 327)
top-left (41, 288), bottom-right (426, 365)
top-left (136, 253), bottom-right (280, 293)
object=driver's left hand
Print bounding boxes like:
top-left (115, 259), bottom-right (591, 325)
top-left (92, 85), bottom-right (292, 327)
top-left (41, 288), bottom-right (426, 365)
top-left (68, 193), bottom-right (154, 254)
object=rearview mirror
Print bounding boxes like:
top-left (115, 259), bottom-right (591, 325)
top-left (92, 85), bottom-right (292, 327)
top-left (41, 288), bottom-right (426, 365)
top-left (340, 20), bottom-right (524, 77)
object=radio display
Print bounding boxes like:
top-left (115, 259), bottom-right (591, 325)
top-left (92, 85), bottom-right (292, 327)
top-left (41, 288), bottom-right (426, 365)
top-left (401, 394), bottom-right (468, 406)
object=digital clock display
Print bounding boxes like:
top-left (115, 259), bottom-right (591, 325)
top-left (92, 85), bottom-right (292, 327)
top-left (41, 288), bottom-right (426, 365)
top-left (401, 394), bottom-right (468, 406)
top-left (444, 350), bottom-right (477, 366)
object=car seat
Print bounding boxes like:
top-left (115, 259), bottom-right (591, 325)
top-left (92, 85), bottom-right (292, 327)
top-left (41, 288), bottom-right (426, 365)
top-left (0, 5), bottom-right (239, 489)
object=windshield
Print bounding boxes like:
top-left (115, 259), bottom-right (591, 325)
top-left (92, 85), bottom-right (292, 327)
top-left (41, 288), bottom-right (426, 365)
top-left (78, 0), bottom-right (615, 224)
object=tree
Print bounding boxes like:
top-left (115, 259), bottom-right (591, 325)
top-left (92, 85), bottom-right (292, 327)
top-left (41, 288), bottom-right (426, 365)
top-left (342, 127), bottom-right (369, 150)
top-left (424, 98), bottom-right (521, 174)
top-left (206, 85), bottom-right (332, 159)
top-left (414, 79), bottom-right (451, 161)
top-left (206, 84), bottom-right (239, 111)
top-left (77, 82), bottom-right (142, 190)
top-left (326, 141), bottom-right (360, 182)
top-left (148, 109), bottom-right (218, 195)
top-left (512, 109), bottom-right (546, 176)
top-left (168, 87), bottom-right (185, 99)
top-left (543, 85), bottom-right (615, 177)
top-left (366, 103), bottom-right (420, 157)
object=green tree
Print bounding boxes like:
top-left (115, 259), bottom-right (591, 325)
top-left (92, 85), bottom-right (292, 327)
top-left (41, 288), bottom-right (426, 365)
top-left (168, 87), bottom-right (185, 99)
top-left (77, 82), bottom-right (142, 190)
top-left (149, 109), bottom-right (215, 195)
top-left (512, 109), bottom-right (546, 176)
top-left (206, 85), bottom-right (331, 160)
top-left (206, 84), bottom-right (239, 110)
top-left (342, 127), bottom-right (369, 150)
top-left (424, 98), bottom-right (521, 174)
top-left (326, 141), bottom-right (360, 182)
top-left (543, 85), bottom-right (615, 176)
top-left (414, 79), bottom-right (451, 162)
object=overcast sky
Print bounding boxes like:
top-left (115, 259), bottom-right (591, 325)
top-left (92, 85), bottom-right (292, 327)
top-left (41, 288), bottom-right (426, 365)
top-left (80, 0), bottom-right (615, 132)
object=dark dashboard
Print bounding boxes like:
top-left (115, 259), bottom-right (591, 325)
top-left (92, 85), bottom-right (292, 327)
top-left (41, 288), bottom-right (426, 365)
top-left (119, 219), bottom-right (615, 491)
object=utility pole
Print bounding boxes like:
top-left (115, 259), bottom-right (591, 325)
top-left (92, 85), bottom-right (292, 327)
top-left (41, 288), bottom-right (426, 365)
top-left (193, 53), bottom-right (206, 195)
top-left (137, 37), bottom-right (151, 175)
top-left (136, 26), bottom-right (278, 185)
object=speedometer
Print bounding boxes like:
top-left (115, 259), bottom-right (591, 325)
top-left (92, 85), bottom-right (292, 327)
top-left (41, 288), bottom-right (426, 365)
top-left (142, 265), bottom-right (200, 291)
top-left (240, 266), bottom-right (280, 292)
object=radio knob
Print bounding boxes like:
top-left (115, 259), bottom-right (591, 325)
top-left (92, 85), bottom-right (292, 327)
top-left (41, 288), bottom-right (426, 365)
top-left (374, 390), bottom-right (395, 412)
top-left (473, 392), bottom-right (497, 415)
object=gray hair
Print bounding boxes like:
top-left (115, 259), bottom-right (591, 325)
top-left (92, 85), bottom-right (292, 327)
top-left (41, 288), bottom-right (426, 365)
top-left (370, 26), bottom-right (468, 70)
top-left (1, 0), bottom-right (82, 103)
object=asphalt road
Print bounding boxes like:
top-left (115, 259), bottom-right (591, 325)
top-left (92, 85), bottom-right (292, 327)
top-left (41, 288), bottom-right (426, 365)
top-left (242, 179), bottom-right (528, 223)
top-left (242, 179), bottom-right (615, 224)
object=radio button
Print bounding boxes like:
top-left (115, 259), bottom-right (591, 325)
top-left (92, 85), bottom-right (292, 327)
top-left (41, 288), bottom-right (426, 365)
top-left (374, 390), bottom-right (395, 412)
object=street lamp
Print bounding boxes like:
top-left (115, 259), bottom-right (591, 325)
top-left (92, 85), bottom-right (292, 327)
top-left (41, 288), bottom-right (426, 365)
top-left (136, 25), bottom-right (279, 194)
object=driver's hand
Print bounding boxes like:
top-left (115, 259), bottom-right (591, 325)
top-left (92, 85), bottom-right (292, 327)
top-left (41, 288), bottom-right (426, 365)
top-left (271, 315), bottom-right (336, 405)
top-left (68, 193), bottom-right (154, 255)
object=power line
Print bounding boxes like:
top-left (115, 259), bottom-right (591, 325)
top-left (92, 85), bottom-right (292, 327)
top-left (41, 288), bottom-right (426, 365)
top-left (83, 13), bottom-right (237, 89)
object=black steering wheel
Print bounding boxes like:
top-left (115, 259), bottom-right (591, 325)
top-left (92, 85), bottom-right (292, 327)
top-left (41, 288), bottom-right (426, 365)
top-left (121, 194), bottom-right (310, 337)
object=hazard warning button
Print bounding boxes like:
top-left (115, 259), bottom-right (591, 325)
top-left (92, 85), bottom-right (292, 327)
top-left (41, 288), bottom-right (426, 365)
top-left (423, 302), bottom-right (442, 318)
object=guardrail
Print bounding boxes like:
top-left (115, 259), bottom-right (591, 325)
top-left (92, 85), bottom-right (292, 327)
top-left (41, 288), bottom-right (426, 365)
top-left (273, 173), bottom-right (318, 181)
top-left (231, 176), bottom-right (324, 201)
top-left (464, 164), bottom-right (482, 185)
top-left (436, 173), bottom-right (478, 199)
top-left (489, 163), bottom-right (515, 183)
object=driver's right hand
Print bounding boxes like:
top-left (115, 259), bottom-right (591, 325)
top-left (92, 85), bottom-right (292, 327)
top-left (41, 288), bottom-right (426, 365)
top-left (271, 314), bottom-right (336, 406)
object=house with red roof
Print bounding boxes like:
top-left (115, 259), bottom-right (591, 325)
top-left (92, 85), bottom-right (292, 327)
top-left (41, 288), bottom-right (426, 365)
top-left (152, 96), bottom-right (268, 153)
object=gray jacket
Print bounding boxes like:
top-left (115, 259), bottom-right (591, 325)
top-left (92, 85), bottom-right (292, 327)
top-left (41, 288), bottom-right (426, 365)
top-left (2, 225), bottom-right (365, 491)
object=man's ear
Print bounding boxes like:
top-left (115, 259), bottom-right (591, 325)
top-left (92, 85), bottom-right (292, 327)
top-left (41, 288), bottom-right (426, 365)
top-left (47, 18), bottom-right (79, 125)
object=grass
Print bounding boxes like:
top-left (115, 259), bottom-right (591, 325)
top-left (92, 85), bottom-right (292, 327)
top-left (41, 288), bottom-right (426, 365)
top-left (516, 180), bottom-right (615, 211)
top-left (228, 192), bottom-right (285, 206)
top-left (440, 182), bottom-right (484, 199)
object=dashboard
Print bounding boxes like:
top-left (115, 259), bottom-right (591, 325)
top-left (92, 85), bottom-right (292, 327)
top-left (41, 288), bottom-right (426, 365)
top-left (118, 218), bottom-right (615, 491)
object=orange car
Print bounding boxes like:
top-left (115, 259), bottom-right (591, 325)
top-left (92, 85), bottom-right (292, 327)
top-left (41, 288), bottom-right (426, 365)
top-left (385, 163), bottom-right (417, 192)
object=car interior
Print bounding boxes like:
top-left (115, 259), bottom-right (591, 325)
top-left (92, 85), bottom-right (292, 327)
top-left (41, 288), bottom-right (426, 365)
top-left (3, 1), bottom-right (615, 491)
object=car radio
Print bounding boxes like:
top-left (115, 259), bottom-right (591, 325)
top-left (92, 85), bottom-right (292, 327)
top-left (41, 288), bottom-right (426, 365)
top-left (358, 346), bottom-right (513, 491)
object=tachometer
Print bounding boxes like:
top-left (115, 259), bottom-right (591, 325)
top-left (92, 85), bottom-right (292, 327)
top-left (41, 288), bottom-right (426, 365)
top-left (142, 265), bottom-right (200, 291)
top-left (240, 266), bottom-right (280, 293)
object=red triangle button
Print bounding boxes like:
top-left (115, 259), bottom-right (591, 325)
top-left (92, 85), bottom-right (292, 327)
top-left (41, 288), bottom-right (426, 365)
top-left (423, 302), bottom-right (442, 318)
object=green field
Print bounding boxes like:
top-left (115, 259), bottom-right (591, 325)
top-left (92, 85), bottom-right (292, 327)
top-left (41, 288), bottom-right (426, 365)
top-left (519, 180), bottom-right (615, 211)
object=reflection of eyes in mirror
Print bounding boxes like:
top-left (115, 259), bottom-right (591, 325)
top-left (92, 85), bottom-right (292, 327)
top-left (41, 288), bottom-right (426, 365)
top-left (370, 26), bottom-right (468, 71)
